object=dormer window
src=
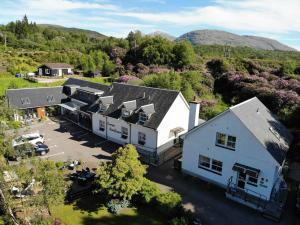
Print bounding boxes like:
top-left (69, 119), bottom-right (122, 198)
top-left (99, 96), bottom-right (114, 113)
top-left (21, 97), bottom-right (30, 105)
top-left (139, 112), bottom-right (149, 125)
top-left (99, 103), bottom-right (108, 113)
top-left (47, 95), bottom-right (55, 103)
top-left (122, 108), bottom-right (132, 118)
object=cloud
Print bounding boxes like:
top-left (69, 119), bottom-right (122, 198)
top-left (108, 0), bottom-right (300, 34)
top-left (24, 0), bottom-right (119, 12)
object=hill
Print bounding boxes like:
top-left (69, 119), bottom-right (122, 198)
top-left (38, 24), bottom-right (106, 39)
top-left (147, 31), bottom-right (176, 41)
top-left (177, 30), bottom-right (296, 51)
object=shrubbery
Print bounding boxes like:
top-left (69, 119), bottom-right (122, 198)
top-left (155, 191), bottom-right (182, 216)
top-left (136, 178), bottom-right (160, 204)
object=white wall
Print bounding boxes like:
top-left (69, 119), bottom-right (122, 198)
top-left (92, 113), bottom-right (107, 139)
top-left (182, 111), bottom-right (280, 200)
top-left (157, 93), bottom-right (189, 148)
top-left (106, 117), bottom-right (130, 145)
top-left (131, 124), bottom-right (157, 152)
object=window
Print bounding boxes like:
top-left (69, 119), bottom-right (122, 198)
top-left (99, 120), bottom-right (105, 131)
top-left (215, 132), bottom-right (237, 150)
top-left (99, 104), bottom-right (107, 113)
top-left (122, 108), bottom-right (132, 118)
top-left (47, 95), bottom-right (55, 103)
top-left (21, 97), bottom-right (30, 105)
top-left (247, 175), bottom-right (258, 186)
top-left (45, 69), bottom-right (50, 74)
top-left (138, 132), bottom-right (146, 145)
top-left (199, 155), bottom-right (210, 168)
top-left (227, 136), bottom-right (236, 149)
top-left (211, 159), bottom-right (223, 172)
top-left (198, 154), bottom-right (223, 175)
top-left (121, 127), bottom-right (128, 139)
top-left (216, 132), bottom-right (226, 146)
top-left (138, 112), bottom-right (148, 125)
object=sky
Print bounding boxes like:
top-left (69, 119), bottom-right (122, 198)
top-left (1, 0), bottom-right (300, 50)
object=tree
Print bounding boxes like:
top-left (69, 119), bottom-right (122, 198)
top-left (280, 60), bottom-right (297, 76)
top-left (181, 82), bottom-right (195, 102)
top-left (137, 178), bottom-right (160, 204)
top-left (102, 60), bottom-right (116, 77)
top-left (172, 41), bottom-right (196, 69)
top-left (95, 144), bottom-right (147, 200)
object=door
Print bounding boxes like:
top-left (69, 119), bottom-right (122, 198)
top-left (237, 171), bottom-right (246, 189)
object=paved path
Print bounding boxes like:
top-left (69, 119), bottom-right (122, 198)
top-left (147, 160), bottom-right (298, 225)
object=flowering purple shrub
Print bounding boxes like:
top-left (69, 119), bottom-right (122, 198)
top-left (117, 75), bottom-right (139, 83)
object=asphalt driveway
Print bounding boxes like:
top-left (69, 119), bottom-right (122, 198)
top-left (24, 118), bottom-right (120, 168)
top-left (147, 160), bottom-right (299, 225)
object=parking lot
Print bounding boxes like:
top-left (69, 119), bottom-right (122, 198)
top-left (24, 118), bottom-right (120, 168)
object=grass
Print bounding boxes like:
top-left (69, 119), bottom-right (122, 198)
top-left (0, 74), bottom-right (112, 96)
top-left (50, 197), bottom-right (164, 225)
top-left (0, 75), bottom-right (65, 96)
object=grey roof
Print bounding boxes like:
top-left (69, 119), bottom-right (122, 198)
top-left (230, 97), bottom-right (293, 164)
top-left (6, 87), bottom-right (67, 109)
top-left (64, 78), bottom-right (109, 92)
top-left (77, 86), bottom-right (104, 95)
top-left (91, 82), bottom-right (180, 129)
top-left (41, 63), bottom-right (73, 69)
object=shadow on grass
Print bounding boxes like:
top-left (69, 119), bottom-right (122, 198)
top-left (81, 206), bottom-right (165, 225)
top-left (71, 194), bottom-right (107, 214)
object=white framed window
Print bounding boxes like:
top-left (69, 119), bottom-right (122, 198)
top-left (138, 112), bottom-right (148, 125)
top-left (99, 104), bottom-right (107, 113)
top-left (20, 97), bottom-right (30, 105)
top-left (121, 127), bottom-right (128, 139)
top-left (216, 132), bottom-right (226, 146)
top-left (46, 95), bottom-right (55, 103)
top-left (211, 159), bottom-right (223, 173)
top-left (199, 155), bottom-right (210, 168)
top-left (215, 132), bottom-right (236, 150)
top-left (138, 132), bottom-right (146, 145)
top-left (99, 120), bottom-right (105, 131)
top-left (45, 68), bottom-right (50, 74)
top-left (227, 135), bottom-right (236, 149)
top-left (198, 154), bottom-right (223, 175)
top-left (122, 108), bottom-right (131, 118)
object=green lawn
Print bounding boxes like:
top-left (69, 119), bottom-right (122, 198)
top-left (50, 199), bottom-right (164, 225)
top-left (0, 75), bottom-right (111, 96)
top-left (0, 76), bottom-right (64, 96)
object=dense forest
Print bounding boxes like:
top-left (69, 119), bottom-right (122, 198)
top-left (0, 16), bottom-right (300, 154)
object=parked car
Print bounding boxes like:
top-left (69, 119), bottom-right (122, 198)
top-left (69, 169), bottom-right (96, 185)
top-left (12, 143), bottom-right (49, 159)
top-left (12, 132), bottom-right (44, 147)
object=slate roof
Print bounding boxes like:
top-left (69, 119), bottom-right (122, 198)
top-left (230, 97), bottom-right (293, 164)
top-left (6, 87), bottom-right (67, 109)
top-left (89, 82), bottom-right (180, 129)
top-left (42, 63), bottom-right (73, 69)
top-left (186, 97), bottom-right (292, 164)
top-left (64, 78), bottom-right (109, 92)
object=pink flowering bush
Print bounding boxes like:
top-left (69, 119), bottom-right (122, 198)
top-left (117, 75), bottom-right (139, 83)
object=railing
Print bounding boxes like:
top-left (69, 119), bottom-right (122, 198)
top-left (226, 177), bottom-right (268, 209)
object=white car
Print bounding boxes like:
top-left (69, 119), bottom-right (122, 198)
top-left (13, 132), bottom-right (44, 147)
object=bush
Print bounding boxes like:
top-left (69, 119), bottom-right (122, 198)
top-left (155, 191), bottom-right (182, 216)
top-left (136, 178), bottom-right (160, 204)
top-left (169, 217), bottom-right (189, 225)
top-left (106, 199), bottom-right (130, 215)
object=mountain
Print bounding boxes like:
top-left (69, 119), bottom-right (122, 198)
top-left (147, 31), bottom-right (176, 41)
top-left (38, 24), bottom-right (106, 39)
top-left (176, 30), bottom-right (296, 51)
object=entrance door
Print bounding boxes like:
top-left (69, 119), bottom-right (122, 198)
top-left (237, 172), bottom-right (246, 189)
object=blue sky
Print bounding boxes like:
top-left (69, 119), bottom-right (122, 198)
top-left (1, 0), bottom-right (300, 50)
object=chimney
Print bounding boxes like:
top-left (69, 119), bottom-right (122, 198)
top-left (188, 100), bottom-right (200, 131)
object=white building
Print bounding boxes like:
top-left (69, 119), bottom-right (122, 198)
top-left (182, 97), bottom-right (293, 216)
top-left (58, 78), bottom-right (193, 165)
